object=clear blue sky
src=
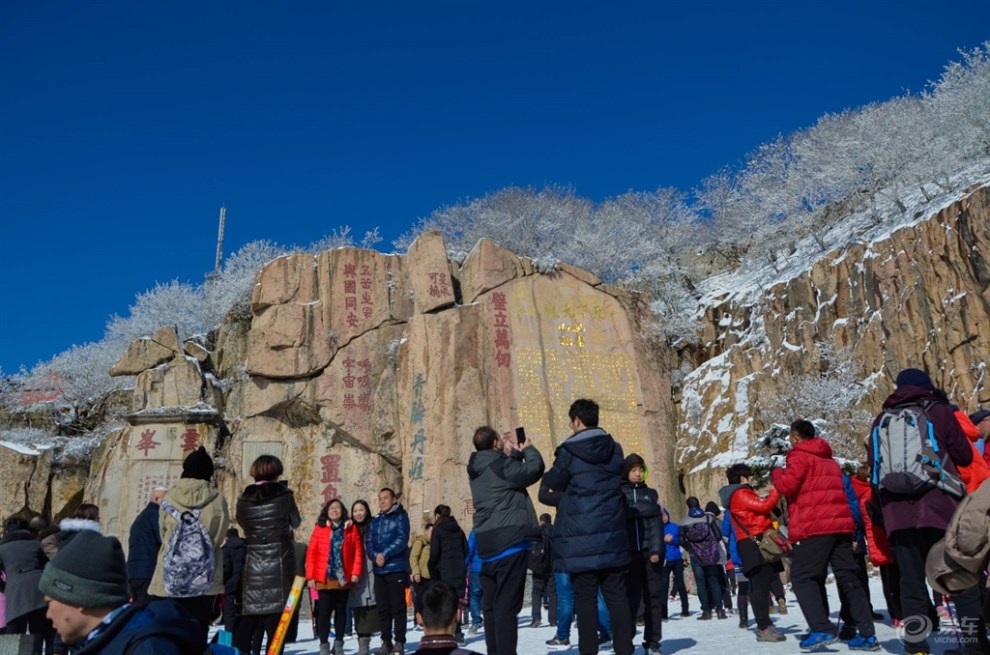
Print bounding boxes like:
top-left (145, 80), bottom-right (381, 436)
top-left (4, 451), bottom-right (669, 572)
top-left (2, 1), bottom-right (988, 374)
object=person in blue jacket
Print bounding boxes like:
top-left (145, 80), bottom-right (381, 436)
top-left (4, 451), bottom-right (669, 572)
top-left (366, 487), bottom-right (411, 654)
top-left (464, 530), bottom-right (483, 633)
top-left (660, 508), bottom-right (689, 618)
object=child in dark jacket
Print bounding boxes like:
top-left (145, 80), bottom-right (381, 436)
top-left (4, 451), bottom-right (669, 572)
top-left (620, 454), bottom-right (663, 655)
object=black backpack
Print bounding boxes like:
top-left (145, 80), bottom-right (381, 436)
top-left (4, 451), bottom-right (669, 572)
top-left (527, 532), bottom-right (551, 576)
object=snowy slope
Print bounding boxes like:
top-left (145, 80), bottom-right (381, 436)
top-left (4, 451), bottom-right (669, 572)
top-left (278, 576), bottom-right (968, 655)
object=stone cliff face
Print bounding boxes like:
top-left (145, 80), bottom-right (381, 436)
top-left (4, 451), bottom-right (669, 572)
top-left (82, 231), bottom-right (678, 543)
top-left (677, 184), bottom-right (990, 502)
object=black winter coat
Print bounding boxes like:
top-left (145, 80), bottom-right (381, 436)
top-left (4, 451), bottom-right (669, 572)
top-left (236, 482), bottom-right (301, 615)
top-left (127, 502), bottom-right (162, 581)
top-left (0, 530), bottom-right (48, 621)
top-left (428, 517), bottom-right (468, 598)
top-left (222, 536), bottom-right (247, 602)
top-left (621, 481), bottom-right (662, 556)
top-left (539, 428), bottom-right (630, 574)
top-left (467, 445), bottom-right (544, 559)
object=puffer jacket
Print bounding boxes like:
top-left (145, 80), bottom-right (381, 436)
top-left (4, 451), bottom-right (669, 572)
top-left (719, 483), bottom-right (779, 542)
top-left (468, 444), bottom-right (544, 559)
top-left (409, 534), bottom-right (431, 579)
top-left (772, 437), bottom-right (853, 542)
top-left (148, 478), bottom-right (230, 598)
top-left (621, 480), bottom-right (662, 556)
top-left (661, 509), bottom-right (682, 562)
top-left (428, 516), bottom-right (467, 598)
top-left (954, 409), bottom-right (990, 493)
top-left (236, 481), bottom-right (301, 615)
top-left (348, 522), bottom-right (376, 609)
top-left (850, 476), bottom-right (893, 567)
top-left (72, 599), bottom-right (200, 655)
top-left (305, 521), bottom-right (363, 585)
top-left (127, 502), bottom-right (162, 581)
top-left (0, 530), bottom-right (47, 621)
top-left (366, 502), bottom-right (411, 576)
top-left (539, 428), bottom-right (630, 574)
top-left (868, 385), bottom-right (972, 534)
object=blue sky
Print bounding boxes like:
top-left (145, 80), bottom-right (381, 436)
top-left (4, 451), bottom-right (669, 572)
top-left (2, 2), bottom-right (989, 374)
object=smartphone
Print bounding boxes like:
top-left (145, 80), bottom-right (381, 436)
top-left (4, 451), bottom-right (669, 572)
top-left (515, 426), bottom-right (527, 445)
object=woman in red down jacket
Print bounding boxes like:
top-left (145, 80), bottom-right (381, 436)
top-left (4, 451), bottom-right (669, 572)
top-left (306, 498), bottom-right (365, 655)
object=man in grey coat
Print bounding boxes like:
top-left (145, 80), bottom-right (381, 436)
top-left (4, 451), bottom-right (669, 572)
top-left (467, 425), bottom-right (544, 655)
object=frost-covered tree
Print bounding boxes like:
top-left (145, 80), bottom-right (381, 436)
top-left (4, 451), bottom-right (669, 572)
top-left (754, 343), bottom-right (872, 461)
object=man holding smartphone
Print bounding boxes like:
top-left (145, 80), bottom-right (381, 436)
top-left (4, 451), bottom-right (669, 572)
top-left (467, 425), bottom-right (545, 655)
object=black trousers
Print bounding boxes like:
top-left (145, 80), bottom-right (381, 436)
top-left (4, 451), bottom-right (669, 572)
top-left (626, 551), bottom-right (664, 645)
top-left (374, 572), bottom-right (409, 647)
top-left (879, 562), bottom-right (903, 621)
top-left (317, 588), bottom-right (349, 644)
top-left (659, 558), bottom-right (689, 615)
top-left (838, 552), bottom-right (874, 626)
top-left (480, 550), bottom-right (528, 655)
top-left (891, 527), bottom-right (988, 654)
top-left (234, 612), bottom-right (281, 655)
top-left (573, 566), bottom-right (634, 655)
top-left (531, 573), bottom-right (557, 623)
top-left (790, 534), bottom-right (874, 637)
top-left (748, 562), bottom-right (775, 630)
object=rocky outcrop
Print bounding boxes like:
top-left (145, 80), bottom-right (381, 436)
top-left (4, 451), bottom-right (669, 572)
top-left (678, 185), bottom-right (990, 502)
top-left (77, 232), bottom-right (678, 541)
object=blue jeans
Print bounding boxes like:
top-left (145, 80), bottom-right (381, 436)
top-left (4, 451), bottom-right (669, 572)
top-left (554, 572), bottom-right (574, 640)
top-left (468, 570), bottom-right (483, 626)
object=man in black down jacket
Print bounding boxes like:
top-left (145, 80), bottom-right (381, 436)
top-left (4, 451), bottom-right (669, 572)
top-left (127, 486), bottom-right (166, 606)
top-left (539, 398), bottom-right (633, 655)
top-left (467, 425), bottom-right (544, 655)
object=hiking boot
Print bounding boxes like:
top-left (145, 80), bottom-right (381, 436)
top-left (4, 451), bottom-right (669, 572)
top-left (680, 609), bottom-right (690, 617)
top-left (320, 644), bottom-right (331, 655)
top-left (838, 623), bottom-right (857, 640)
top-left (645, 643), bottom-right (662, 655)
top-left (468, 623), bottom-right (482, 635)
top-left (739, 618), bottom-right (748, 629)
top-left (392, 642), bottom-right (405, 655)
top-left (528, 618), bottom-right (541, 628)
top-left (756, 626), bottom-right (786, 643)
top-left (847, 635), bottom-right (880, 651)
top-left (717, 609), bottom-right (728, 619)
top-left (799, 632), bottom-right (838, 651)
top-left (768, 603), bottom-right (777, 614)
top-left (333, 640), bottom-right (345, 655)
top-left (777, 597), bottom-right (788, 614)
top-left (598, 634), bottom-right (612, 649)
top-left (697, 611), bottom-right (712, 620)
top-left (375, 642), bottom-right (393, 655)
top-left (455, 632), bottom-right (465, 646)
top-left (546, 637), bottom-right (570, 648)
top-left (870, 611), bottom-right (883, 621)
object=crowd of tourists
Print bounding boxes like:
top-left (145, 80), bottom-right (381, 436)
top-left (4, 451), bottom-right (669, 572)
top-left (0, 368), bottom-right (988, 655)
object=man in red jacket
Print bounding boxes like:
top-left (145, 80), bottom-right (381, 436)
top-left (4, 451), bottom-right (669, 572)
top-left (772, 420), bottom-right (877, 651)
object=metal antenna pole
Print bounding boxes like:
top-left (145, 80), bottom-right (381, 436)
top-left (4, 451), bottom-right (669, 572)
top-left (214, 205), bottom-right (226, 273)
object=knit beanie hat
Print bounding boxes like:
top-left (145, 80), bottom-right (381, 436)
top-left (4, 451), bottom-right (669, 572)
top-left (39, 530), bottom-right (130, 608)
top-left (181, 446), bottom-right (214, 481)
top-left (622, 453), bottom-right (647, 481)
top-left (895, 368), bottom-right (935, 391)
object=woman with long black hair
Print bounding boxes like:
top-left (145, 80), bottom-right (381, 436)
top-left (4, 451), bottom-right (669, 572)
top-left (348, 499), bottom-right (380, 655)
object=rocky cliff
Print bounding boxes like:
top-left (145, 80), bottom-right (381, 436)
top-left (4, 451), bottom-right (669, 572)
top-left (677, 183), bottom-right (990, 501)
top-left (81, 231), bottom-right (678, 542)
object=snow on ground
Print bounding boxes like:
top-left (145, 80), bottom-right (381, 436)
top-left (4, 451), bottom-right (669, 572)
top-left (275, 575), bottom-right (971, 655)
